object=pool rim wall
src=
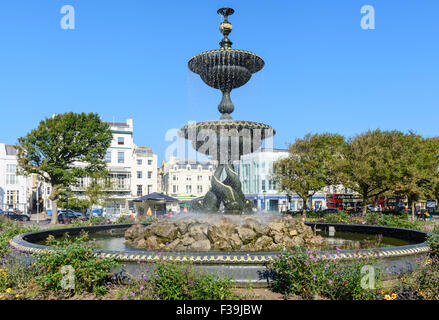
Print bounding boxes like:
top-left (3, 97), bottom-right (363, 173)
top-left (9, 222), bottom-right (431, 264)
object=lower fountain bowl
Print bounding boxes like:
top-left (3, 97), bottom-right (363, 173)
top-left (10, 222), bottom-right (431, 285)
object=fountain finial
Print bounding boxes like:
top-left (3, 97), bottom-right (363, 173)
top-left (218, 8), bottom-right (234, 49)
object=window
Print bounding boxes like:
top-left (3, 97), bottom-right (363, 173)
top-left (137, 159), bottom-right (142, 165)
top-left (173, 185), bottom-right (178, 193)
top-left (117, 174), bottom-right (126, 189)
top-left (47, 187), bottom-right (51, 195)
top-left (186, 176), bottom-right (191, 181)
top-left (148, 160), bottom-right (152, 165)
top-left (118, 152), bottom-right (124, 163)
top-left (197, 175), bottom-right (202, 182)
top-left (147, 171), bottom-right (152, 179)
top-left (6, 164), bottom-right (17, 185)
top-left (118, 137), bottom-right (124, 145)
top-left (6, 190), bottom-right (19, 206)
top-left (197, 185), bottom-right (203, 193)
top-left (262, 179), bottom-right (266, 192)
top-left (147, 185), bottom-right (152, 194)
top-left (137, 185), bottom-right (143, 197)
top-left (186, 185), bottom-right (192, 193)
top-left (137, 171), bottom-right (143, 179)
top-left (105, 152), bottom-right (111, 163)
top-left (78, 177), bottom-right (84, 188)
top-left (173, 175), bottom-right (177, 181)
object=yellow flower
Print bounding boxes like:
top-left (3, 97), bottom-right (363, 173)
top-left (391, 293), bottom-right (397, 299)
top-left (384, 295), bottom-right (391, 300)
top-left (15, 294), bottom-right (21, 298)
top-left (5, 288), bottom-right (12, 294)
top-left (426, 259), bottom-right (432, 265)
top-left (381, 290), bottom-right (386, 294)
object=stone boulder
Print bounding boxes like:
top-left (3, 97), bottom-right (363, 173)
top-left (124, 214), bottom-right (324, 252)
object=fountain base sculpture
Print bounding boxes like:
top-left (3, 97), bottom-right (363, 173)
top-left (191, 164), bottom-right (253, 214)
top-left (124, 215), bottom-right (324, 252)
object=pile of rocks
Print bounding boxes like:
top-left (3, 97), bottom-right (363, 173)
top-left (124, 214), bottom-right (324, 252)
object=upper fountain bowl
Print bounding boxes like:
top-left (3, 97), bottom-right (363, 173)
top-left (188, 49), bottom-right (265, 91)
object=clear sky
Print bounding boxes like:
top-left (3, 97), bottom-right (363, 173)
top-left (0, 1), bottom-right (438, 163)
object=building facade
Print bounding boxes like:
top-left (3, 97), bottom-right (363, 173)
top-left (159, 154), bottom-right (216, 202)
top-left (234, 148), bottom-right (327, 212)
top-left (132, 146), bottom-right (158, 198)
top-left (68, 118), bottom-right (158, 218)
top-left (0, 144), bottom-right (29, 213)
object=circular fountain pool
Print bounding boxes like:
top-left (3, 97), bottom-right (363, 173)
top-left (10, 222), bottom-right (431, 285)
top-left (42, 229), bottom-right (414, 252)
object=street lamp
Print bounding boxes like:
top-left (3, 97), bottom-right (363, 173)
top-left (36, 182), bottom-right (40, 224)
top-left (262, 188), bottom-right (266, 212)
top-left (66, 187), bottom-right (71, 212)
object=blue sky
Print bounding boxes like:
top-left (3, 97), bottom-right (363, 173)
top-left (0, 1), bottom-right (438, 163)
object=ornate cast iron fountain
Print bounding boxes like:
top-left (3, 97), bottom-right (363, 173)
top-left (179, 8), bottom-right (275, 214)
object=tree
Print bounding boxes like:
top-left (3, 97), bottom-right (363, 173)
top-left (17, 112), bottom-right (113, 224)
top-left (84, 173), bottom-right (111, 217)
top-left (340, 130), bottom-right (409, 214)
top-left (393, 135), bottom-right (439, 218)
top-left (274, 133), bottom-right (346, 215)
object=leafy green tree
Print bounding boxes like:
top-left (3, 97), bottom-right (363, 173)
top-left (394, 135), bottom-right (439, 218)
top-left (84, 173), bottom-right (111, 217)
top-left (274, 133), bottom-right (346, 215)
top-left (17, 112), bottom-right (113, 224)
top-left (340, 130), bottom-right (410, 214)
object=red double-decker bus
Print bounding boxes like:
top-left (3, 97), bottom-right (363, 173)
top-left (372, 197), bottom-right (408, 211)
top-left (326, 194), bottom-right (363, 211)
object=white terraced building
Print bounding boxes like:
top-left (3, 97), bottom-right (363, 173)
top-left (0, 143), bottom-right (29, 213)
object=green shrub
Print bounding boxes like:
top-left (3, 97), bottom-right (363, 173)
top-left (427, 235), bottom-right (439, 260)
top-left (0, 217), bottom-right (39, 258)
top-left (115, 216), bottom-right (135, 224)
top-left (151, 259), bottom-right (235, 300)
top-left (0, 254), bottom-right (39, 298)
top-left (267, 246), bottom-right (380, 300)
top-left (34, 232), bottom-right (118, 295)
top-left (397, 258), bottom-right (439, 300)
top-left (110, 258), bottom-right (235, 300)
top-left (70, 216), bottom-right (107, 227)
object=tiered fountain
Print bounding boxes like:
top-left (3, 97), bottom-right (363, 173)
top-left (179, 8), bottom-right (275, 214)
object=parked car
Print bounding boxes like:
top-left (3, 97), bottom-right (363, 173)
top-left (57, 211), bottom-right (86, 224)
top-left (2, 211), bottom-right (30, 221)
top-left (86, 208), bottom-right (103, 218)
top-left (47, 209), bottom-right (84, 217)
